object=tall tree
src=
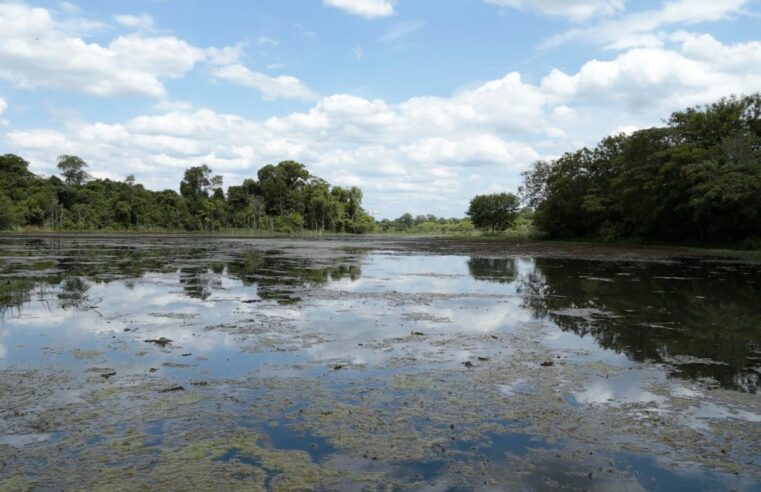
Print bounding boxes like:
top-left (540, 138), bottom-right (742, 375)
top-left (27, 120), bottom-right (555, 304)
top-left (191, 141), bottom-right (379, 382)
top-left (180, 165), bottom-right (214, 201)
top-left (466, 193), bottom-right (520, 233)
top-left (57, 155), bottom-right (90, 185)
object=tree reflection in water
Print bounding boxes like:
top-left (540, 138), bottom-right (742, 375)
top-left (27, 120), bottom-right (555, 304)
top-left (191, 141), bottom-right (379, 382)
top-left (467, 257), bottom-right (517, 284)
top-left (468, 255), bottom-right (761, 393)
top-left (0, 240), bottom-right (365, 313)
top-left (1, 237), bottom-right (758, 393)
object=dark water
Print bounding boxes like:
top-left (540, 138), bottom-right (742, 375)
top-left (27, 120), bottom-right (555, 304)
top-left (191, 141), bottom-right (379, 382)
top-left (0, 237), bottom-right (759, 490)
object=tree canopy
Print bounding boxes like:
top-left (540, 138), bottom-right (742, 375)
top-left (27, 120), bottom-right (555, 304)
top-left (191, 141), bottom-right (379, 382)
top-left (466, 193), bottom-right (520, 233)
top-left (57, 155), bottom-right (90, 186)
top-left (0, 156), bottom-right (374, 233)
top-left (521, 94), bottom-right (761, 244)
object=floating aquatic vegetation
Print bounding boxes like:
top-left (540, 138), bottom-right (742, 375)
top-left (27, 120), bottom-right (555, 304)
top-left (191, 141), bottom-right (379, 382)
top-left (0, 236), bottom-right (759, 489)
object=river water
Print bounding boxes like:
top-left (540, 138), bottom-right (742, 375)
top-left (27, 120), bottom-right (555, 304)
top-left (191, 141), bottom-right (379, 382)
top-left (0, 236), bottom-right (759, 490)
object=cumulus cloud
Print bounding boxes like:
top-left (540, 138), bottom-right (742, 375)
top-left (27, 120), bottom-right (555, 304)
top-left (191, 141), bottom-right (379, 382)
top-left (212, 64), bottom-right (319, 101)
top-left (0, 4), bottom-right (201, 97)
top-left (542, 0), bottom-right (750, 49)
top-left (323, 0), bottom-right (395, 19)
top-left (0, 4), bottom-right (316, 101)
top-left (485, 0), bottom-right (626, 22)
top-left (674, 31), bottom-right (761, 72)
top-left (541, 35), bottom-right (761, 113)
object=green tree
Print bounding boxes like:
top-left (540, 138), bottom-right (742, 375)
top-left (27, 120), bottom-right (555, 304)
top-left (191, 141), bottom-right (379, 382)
top-left (466, 193), bottom-right (520, 233)
top-left (521, 93), bottom-right (761, 243)
top-left (0, 152), bottom-right (374, 234)
top-left (398, 213), bottom-right (413, 228)
top-left (180, 165), bottom-right (214, 201)
top-left (258, 161), bottom-right (310, 216)
top-left (0, 193), bottom-right (19, 229)
top-left (0, 154), bottom-right (33, 177)
top-left (57, 155), bottom-right (90, 185)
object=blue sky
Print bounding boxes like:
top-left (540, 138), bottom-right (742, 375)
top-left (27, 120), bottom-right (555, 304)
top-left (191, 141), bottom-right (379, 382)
top-left (0, 0), bottom-right (759, 218)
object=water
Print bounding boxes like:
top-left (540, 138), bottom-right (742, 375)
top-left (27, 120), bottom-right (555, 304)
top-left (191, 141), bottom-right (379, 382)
top-left (0, 236), bottom-right (759, 490)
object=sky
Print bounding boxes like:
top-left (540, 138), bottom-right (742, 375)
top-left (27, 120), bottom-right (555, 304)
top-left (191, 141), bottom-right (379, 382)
top-left (0, 0), bottom-right (759, 219)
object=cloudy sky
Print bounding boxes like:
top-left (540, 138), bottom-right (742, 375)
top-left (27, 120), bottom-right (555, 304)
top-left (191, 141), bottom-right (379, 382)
top-left (0, 0), bottom-right (759, 218)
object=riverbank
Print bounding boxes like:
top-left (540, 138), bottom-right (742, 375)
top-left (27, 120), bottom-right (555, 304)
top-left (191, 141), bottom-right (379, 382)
top-left (3, 230), bottom-right (760, 261)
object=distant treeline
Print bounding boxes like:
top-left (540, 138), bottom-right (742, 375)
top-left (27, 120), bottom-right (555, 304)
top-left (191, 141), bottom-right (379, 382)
top-left (0, 156), bottom-right (374, 233)
top-left (376, 213), bottom-right (475, 234)
top-left (521, 94), bottom-right (761, 245)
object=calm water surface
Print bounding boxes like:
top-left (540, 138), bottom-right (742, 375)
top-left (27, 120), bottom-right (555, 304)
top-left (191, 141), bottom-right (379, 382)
top-left (0, 237), bottom-right (759, 490)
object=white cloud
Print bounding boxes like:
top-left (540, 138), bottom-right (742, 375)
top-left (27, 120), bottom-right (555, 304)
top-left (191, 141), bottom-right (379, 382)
top-left (400, 136), bottom-right (539, 168)
top-left (323, 0), bottom-right (394, 19)
top-left (352, 46), bottom-right (365, 60)
top-left (0, 4), bottom-right (206, 98)
top-left (0, 97), bottom-right (6, 115)
top-left (111, 35), bottom-right (207, 79)
top-left (0, 4), bottom-right (318, 102)
top-left (540, 36), bottom-right (761, 113)
top-left (212, 64), bottom-right (320, 101)
top-left (542, 0), bottom-right (750, 49)
top-left (8, 129), bottom-right (71, 151)
top-left (674, 31), bottom-right (761, 72)
top-left (207, 43), bottom-right (246, 66)
top-left (485, 0), bottom-right (626, 22)
top-left (115, 13), bottom-right (156, 32)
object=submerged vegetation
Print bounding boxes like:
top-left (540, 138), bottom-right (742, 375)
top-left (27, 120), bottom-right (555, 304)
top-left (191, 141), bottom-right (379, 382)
top-left (1, 237), bottom-right (759, 489)
top-left (0, 156), bottom-right (374, 233)
top-left (521, 94), bottom-right (761, 245)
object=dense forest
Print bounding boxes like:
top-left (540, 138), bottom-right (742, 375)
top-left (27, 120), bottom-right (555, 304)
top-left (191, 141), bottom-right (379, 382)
top-left (3, 93), bottom-right (759, 243)
top-left (0, 156), bottom-right (374, 233)
top-left (521, 94), bottom-right (761, 245)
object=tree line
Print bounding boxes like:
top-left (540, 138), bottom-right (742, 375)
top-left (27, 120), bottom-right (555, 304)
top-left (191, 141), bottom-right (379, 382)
top-left (375, 213), bottom-right (475, 234)
top-left (521, 94), bottom-right (761, 245)
top-left (0, 156), bottom-right (374, 233)
top-left (4, 93), bottom-right (757, 241)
